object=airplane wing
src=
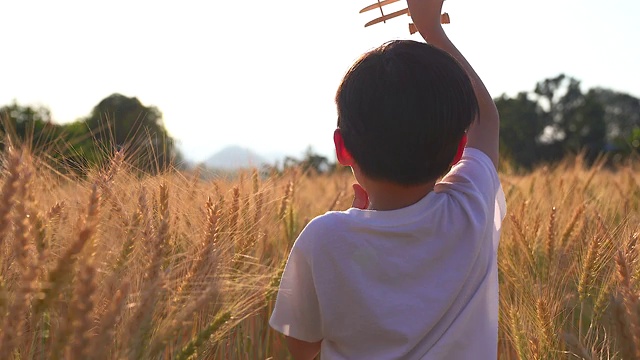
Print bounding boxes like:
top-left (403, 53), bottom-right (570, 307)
top-left (364, 8), bottom-right (409, 27)
top-left (359, 0), bottom-right (401, 14)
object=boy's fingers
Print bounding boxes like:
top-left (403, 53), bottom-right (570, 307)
top-left (406, 0), bottom-right (445, 27)
top-left (352, 183), bottom-right (370, 210)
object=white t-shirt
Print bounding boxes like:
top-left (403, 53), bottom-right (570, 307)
top-left (270, 148), bottom-right (507, 359)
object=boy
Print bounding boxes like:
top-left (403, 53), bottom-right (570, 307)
top-left (269, 0), bottom-right (506, 358)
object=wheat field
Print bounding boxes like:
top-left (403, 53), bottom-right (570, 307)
top-left (0, 145), bottom-right (638, 359)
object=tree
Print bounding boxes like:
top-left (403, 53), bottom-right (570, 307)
top-left (1, 95), bottom-right (180, 174)
top-left (0, 101), bottom-right (61, 151)
top-left (284, 147), bottom-right (334, 174)
top-left (568, 90), bottom-right (606, 159)
top-left (84, 93), bottom-right (177, 172)
top-left (496, 74), bottom-right (620, 168)
top-left (495, 92), bottom-right (545, 168)
top-left (533, 74), bottom-right (606, 159)
top-left (590, 88), bottom-right (640, 153)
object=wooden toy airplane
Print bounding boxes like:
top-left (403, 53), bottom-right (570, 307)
top-left (360, 0), bottom-right (450, 34)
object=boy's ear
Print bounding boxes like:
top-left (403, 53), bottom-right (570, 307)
top-left (451, 133), bottom-right (467, 165)
top-left (334, 128), bottom-right (355, 166)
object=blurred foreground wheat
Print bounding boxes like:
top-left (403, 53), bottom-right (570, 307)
top-left (0, 146), bottom-right (639, 359)
top-left (498, 155), bottom-right (640, 360)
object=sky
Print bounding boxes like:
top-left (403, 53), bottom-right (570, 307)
top-left (2, 0), bottom-right (639, 163)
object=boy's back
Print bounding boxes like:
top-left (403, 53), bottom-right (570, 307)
top-left (270, 148), bottom-right (506, 359)
top-left (269, 0), bottom-right (504, 358)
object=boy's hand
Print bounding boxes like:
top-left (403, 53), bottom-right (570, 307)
top-left (352, 184), bottom-right (370, 210)
top-left (407, 0), bottom-right (445, 36)
top-left (285, 336), bottom-right (321, 360)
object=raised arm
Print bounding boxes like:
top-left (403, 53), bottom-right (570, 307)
top-left (407, 0), bottom-right (500, 168)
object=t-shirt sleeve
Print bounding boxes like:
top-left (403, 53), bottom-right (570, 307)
top-left (437, 147), bottom-right (507, 221)
top-left (269, 235), bottom-right (322, 342)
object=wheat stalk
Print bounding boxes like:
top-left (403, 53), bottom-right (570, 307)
top-left (0, 148), bottom-right (22, 247)
top-left (174, 311), bottom-right (231, 360)
top-left (578, 235), bottom-right (602, 301)
top-left (559, 202), bottom-right (585, 250)
top-left (0, 158), bottom-right (37, 358)
top-left (124, 183), bottom-right (170, 359)
top-left (536, 297), bottom-right (556, 355)
top-left (545, 206), bottom-right (557, 262)
top-left (68, 259), bottom-right (97, 359)
top-left (175, 196), bottom-right (221, 302)
top-left (33, 183), bottom-right (101, 316)
top-left (88, 281), bottom-right (130, 360)
top-left (150, 284), bottom-right (221, 357)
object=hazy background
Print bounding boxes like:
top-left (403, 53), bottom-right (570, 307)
top-left (2, 0), bottom-right (639, 162)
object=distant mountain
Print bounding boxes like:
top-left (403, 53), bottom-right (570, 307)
top-left (203, 146), bottom-right (269, 170)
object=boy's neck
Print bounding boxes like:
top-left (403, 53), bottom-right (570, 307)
top-left (364, 179), bottom-right (436, 211)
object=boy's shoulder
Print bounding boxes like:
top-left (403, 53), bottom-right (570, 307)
top-left (296, 211), bottom-right (349, 244)
top-left (291, 210), bottom-right (361, 258)
top-left (436, 147), bottom-right (501, 194)
top-left (447, 147), bottom-right (498, 179)
top-left (307, 209), bottom-right (349, 228)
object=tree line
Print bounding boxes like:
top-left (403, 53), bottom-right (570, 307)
top-left (2, 75), bottom-right (640, 174)
top-left (0, 94), bottom-right (178, 174)
top-left (497, 74), bottom-right (640, 169)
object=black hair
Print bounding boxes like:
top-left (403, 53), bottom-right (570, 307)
top-left (336, 40), bottom-right (479, 185)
